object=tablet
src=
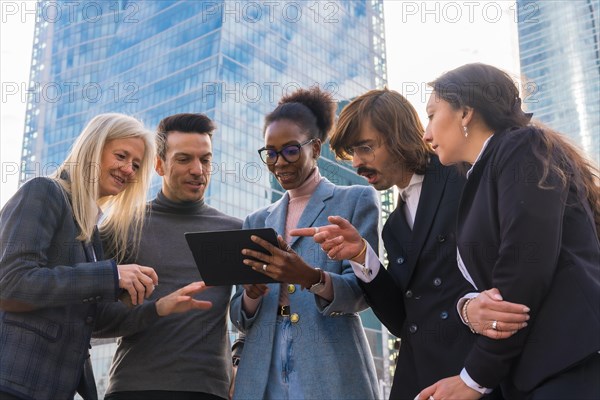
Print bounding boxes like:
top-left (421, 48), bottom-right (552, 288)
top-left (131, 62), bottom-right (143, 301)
top-left (184, 228), bottom-right (280, 285)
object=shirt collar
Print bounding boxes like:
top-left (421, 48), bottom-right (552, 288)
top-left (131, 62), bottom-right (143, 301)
top-left (466, 135), bottom-right (494, 179)
top-left (398, 173), bottom-right (424, 201)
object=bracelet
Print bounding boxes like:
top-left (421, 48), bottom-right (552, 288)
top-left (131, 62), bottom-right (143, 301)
top-left (303, 268), bottom-right (324, 291)
top-left (350, 238), bottom-right (368, 262)
top-left (462, 298), bottom-right (478, 334)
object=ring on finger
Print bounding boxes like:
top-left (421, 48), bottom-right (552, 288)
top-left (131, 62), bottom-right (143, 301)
top-left (262, 264), bottom-right (268, 272)
top-left (428, 396), bottom-right (435, 400)
top-left (492, 320), bottom-right (498, 330)
top-left (314, 226), bottom-right (319, 234)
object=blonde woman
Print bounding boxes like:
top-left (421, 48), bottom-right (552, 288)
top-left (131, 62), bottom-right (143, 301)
top-left (0, 113), bottom-right (158, 400)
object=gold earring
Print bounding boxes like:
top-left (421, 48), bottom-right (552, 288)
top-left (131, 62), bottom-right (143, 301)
top-left (463, 126), bottom-right (468, 138)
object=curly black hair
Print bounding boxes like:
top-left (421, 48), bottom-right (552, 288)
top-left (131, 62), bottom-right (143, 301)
top-left (264, 86), bottom-right (336, 141)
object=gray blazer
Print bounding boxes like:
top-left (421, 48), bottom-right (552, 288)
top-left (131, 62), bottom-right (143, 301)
top-left (230, 178), bottom-right (381, 400)
top-left (0, 177), bottom-right (118, 400)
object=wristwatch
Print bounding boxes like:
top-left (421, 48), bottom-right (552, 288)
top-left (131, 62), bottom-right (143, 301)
top-left (308, 268), bottom-right (326, 294)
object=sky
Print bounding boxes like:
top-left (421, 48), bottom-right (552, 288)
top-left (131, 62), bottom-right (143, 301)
top-left (0, 0), bottom-right (520, 207)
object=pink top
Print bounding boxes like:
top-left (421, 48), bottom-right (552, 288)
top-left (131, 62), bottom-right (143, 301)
top-left (243, 167), bottom-right (334, 316)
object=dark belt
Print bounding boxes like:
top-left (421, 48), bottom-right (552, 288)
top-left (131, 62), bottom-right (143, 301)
top-left (277, 305), bottom-right (290, 316)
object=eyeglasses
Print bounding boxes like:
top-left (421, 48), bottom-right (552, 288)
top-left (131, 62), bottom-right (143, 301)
top-left (345, 144), bottom-right (376, 161)
top-left (258, 138), bottom-right (315, 165)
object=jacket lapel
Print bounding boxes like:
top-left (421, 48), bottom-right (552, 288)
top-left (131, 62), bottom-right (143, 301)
top-left (92, 227), bottom-right (105, 260)
top-left (403, 156), bottom-right (448, 280)
top-left (456, 133), bottom-right (501, 288)
top-left (382, 205), bottom-right (414, 288)
top-left (264, 193), bottom-right (289, 241)
top-left (457, 132), bottom-right (502, 231)
top-left (383, 200), bottom-right (413, 247)
top-left (81, 227), bottom-right (104, 262)
top-left (288, 179), bottom-right (334, 248)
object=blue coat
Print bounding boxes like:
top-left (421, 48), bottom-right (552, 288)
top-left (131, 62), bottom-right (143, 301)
top-left (230, 178), bottom-right (381, 400)
top-left (0, 177), bottom-right (118, 400)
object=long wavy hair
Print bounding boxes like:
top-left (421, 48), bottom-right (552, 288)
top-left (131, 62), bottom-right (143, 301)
top-left (50, 113), bottom-right (155, 263)
top-left (329, 88), bottom-right (432, 174)
top-left (430, 63), bottom-right (600, 235)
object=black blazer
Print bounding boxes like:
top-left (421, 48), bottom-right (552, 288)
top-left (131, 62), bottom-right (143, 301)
top-left (458, 128), bottom-right (600, 393)
top-left (360, 156), bottom-right (476, 399)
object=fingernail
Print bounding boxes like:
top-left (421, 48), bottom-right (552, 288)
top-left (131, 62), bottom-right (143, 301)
top-left (243, 260), bottom-right (250, 265)
top-left (493, 294), bottom-right (503, 300)
top-left (242, 250), bottom-right (247, 255)
top-left (523, 322), bottom-right (528, 327)
top-left (523, 306), bottom-right (530, 312)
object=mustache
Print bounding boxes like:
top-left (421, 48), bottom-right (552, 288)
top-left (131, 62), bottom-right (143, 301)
top-left (357, 167), bottom-right (377, 175)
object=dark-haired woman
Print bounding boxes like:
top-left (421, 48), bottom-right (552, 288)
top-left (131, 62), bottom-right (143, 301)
top-left (417, 63), bottom-right (600, 400)
top-left (229, 87), bottom-right (380, 399)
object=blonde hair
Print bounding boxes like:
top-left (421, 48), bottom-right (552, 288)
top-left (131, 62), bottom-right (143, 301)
top-left (50, 113), bottom-right (155, 263)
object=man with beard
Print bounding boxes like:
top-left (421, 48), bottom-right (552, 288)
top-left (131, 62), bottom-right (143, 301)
top-left (292, 89), bottom-right (527, 399)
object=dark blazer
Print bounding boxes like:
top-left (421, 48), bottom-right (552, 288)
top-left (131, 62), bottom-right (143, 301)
top-left (359, 156), bottom-right (476, 399)
top-left (0, 177), bottom-right (118, 400)
top-left (458, 128), bottom-right (600, 393)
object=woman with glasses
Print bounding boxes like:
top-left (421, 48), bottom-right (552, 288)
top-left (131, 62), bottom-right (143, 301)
top-left (229, 87), bottom-right (380, 400)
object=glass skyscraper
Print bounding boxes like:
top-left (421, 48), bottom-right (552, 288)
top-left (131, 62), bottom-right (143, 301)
top-left (517, 0), bottom-right (599, 164)
top-left (22, 1), bottom-right (394, 397)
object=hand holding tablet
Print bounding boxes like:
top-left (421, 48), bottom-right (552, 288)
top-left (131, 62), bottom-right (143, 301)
top-left (185, 228), bottom-right (281, 285)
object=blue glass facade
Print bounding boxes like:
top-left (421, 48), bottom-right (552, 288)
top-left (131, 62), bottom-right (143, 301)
top-left (22, 1), bottom-right (389, 215)
top-left (517, 0), bottom-right (600, 164)
top-left (23, 0), bottom-right (393, 396)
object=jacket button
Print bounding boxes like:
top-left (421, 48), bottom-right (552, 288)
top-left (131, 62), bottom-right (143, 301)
top-left (290, 313), bottom-right (299, 324)
top-left (85, 317), bottom-right (94, 325)
top-left (396, 257), bottom-right (405, 265)
top-left (95, 296), bottom-right (102, 301)
top-left (409, 324), bottom-right (418, 334)
top-left (82, 298), bottom-right (88, 303)
top-left (405, 290), bottom-right (413, 298)
top-left (287, 284), bottom-right (296, 294)
top-left (433, 278), bottom-right (442, 287)
top-left (440, 311), bottom-right (449, 320)
top-left (437, 234), bottom-right (446, 243)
